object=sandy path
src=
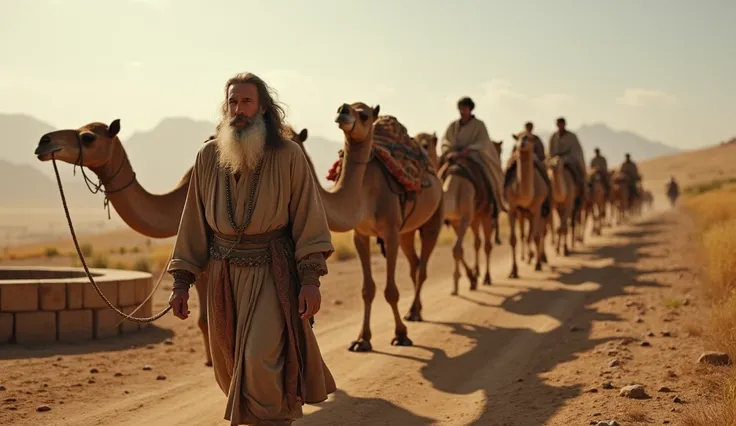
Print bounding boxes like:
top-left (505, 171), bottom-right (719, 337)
top-left (5, 198), bottom-right (706, 426)
top-left (33, 213), bottom-right (652, 426)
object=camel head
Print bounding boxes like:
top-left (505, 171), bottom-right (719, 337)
top-left (512, 132), bottom-right (535, 156)
top-left (414, 132), bottom-right (438, 153)
top-left (34, 119), bottom-right (121, 169)
top-left (492, 140), bottom-right (503, 159)
top-left (334, 102), bottom-right (380, 144)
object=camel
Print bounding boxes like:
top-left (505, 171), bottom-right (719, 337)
top-left (545, 155), bottom-right (581, 256)
top-left (504, 133), bottom-right (551, 278)
top-left (32, 119), bottom-right (310, 367)
top-left (585, 169), bottom-right (607, 236)
top-left (609, 171), bottom-right (631, 224)
top-left (642, 190), bottom-right (654, 211)
top-left (294, 102), bottom-right (443, 352)
top-left (416, 133), bottom-right (499, 295)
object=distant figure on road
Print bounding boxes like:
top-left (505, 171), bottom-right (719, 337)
top-left (666, 175), bottom-right (680, 207)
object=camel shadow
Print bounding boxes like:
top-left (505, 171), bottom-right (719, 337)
top-left (300, 389), bottom-right (434, 426)
top-left (0, 325), bottom-right (175, 361)
top-left (359, 214), bottom-right (675, 424)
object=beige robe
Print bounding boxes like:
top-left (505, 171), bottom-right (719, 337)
top-left (548, 130), bottom-right (587, 190)
top-left (167, 139), bottom-right (336, 425)
top-left (590, 155), bottom-right (608, 174)
top-left (620, 160), bottom-right (641, 182)
top-left (441, 117), bottom-right (508, 212)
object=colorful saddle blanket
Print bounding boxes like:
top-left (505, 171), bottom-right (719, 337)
top-left (325, 115), bottom-right (435, 192)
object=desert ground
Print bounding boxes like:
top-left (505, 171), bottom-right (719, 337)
top-left (2, 143), bottom-right (736, 425)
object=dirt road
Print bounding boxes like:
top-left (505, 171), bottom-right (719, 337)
top-left (2, 202), bottom-right (714, 425)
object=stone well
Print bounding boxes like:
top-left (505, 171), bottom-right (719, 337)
top-left (0, 266), bottom-right (153, 344)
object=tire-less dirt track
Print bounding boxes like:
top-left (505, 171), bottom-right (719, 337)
top-left (1, 198), bottom-right (719, 426)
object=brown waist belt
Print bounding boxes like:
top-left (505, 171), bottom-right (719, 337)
top-left (209, 228), bottom-right (306, 411)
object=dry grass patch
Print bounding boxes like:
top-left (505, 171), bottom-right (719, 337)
top-left (680, 178), bottom-right (736, 424)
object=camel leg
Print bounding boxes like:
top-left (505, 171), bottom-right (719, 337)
top-left (494, 218), bottom-right (502, 245)
top-left (519, 218), bottom-right (526, 262)
top-left (527, 216), bottom-right (534, 263)
top-left (348, 232), bottom-right (376, 352)
top-left (531, 213), bottom-right (543, 271)
top-left (482, 215), bottom-right (494, 286)
top-left (400, 204), bottom-right (441, 323)
top-left (383, 230), bottom-right (413, 347)
top-left (508, 210), bottom-right (519, 279)
top-left (451, 217), bottom-right (472, 294)
top-left (470, 218), bottom-right (481, 285)
top-left (538, 214), bottom-right (549, 264)
top-left (194, 273), bottom-right (212, 367)
top-left (398, 233), bottom-right (421, 322)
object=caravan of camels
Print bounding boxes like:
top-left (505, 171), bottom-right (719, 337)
top-left (31, 72), bottom-right (664, 423)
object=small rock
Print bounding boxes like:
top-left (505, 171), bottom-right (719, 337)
top-left (333, 300), bottom-right (343, 305)
top-left (36, 405), bottom-right (51, 412)
top-left (641, 341), bottom-right (651, 347)
top-left (146, 345), bottom-right (155, 350)
top-left (602, 382), bottom-right (615, 390)
top-left (607, 350), bottom-right (618, 356)
top-left (661, 331), bottom-right (672, 337)
top-left (114, 372), bottom-right (123, 377)
top-left (4, 398), bottom-right (17, 403)
top-left (88, 379), bottom-right (95, 384)
top-left (163, 339), bottom-right (173, 346)
top-left (664, 421), bottom-right (671, 424)
top-left (588, 388), bottom-right (599, 393)
top-left (0, 386), bottom-right (5, 391)
top-left (609, 359), bottom-right (621, 367)
top-left (516, 378), bottom-right (524, 383)
top-left (659, 386), bottom-right (673, 393)
top-left (90, 368), bottom-right (99, 374)
top-left (619, 384), bottom-right (648, 399)
top-left (592, 412), bottom-right (601, 416)
top-left (635, 317), bottom-right (644, 323)
top-left (143, 365), bottom-right (153, 371)
top-left (648, 332), bottom-right (655, 337)
top-left (569, 326), bottom-right (582, 332)
top-left (697, 351), bottom-right (731, 366)
top-left (56, 357), bottom-right (63, 361)
top-left (124, 390), bottom-right (129, 394)
top-left (595, 421), bottom-right (620, 426)
top-left (156, 375), bottom-right (166, 380)
top-left (673, 396), bottom-right (683, 404)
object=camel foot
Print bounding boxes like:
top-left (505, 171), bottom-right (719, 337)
top-left (483, 274), bottom-right (492, 286)
top-left (535, 262), bottom-right (542, 271)
top-left (404, 311), bottom-right (423, 322)
top-left (508, 270), bottom-right (519, 279)
top-left (469, 276), bottom-right (478, 291)
top-left (348, 339), bottom-right (373, 352)
top-left (563, 247), bottom-right (571, 256)
top-left (391, 335), bottom-right (413, 347)
top-left (540, 252), bottom-right (548, 264)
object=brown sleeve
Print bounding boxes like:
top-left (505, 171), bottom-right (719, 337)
top-left (297, 252), bottom-right (328, 287)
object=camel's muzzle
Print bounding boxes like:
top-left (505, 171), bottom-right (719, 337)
top-left (34, 141), bottom-right (62, 159)
top-left (335, 113), bottom-right (354, 125)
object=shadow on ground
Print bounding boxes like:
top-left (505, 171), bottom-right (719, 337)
top-left (0, 325), bottom-right (175, 361)
top-left (302, 214), bottom-right (675, 425)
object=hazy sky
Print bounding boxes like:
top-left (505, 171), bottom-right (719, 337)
top-left (1, 0), bottom-right (734, 150)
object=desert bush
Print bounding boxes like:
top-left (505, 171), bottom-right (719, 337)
top-left (44, 247), bottom-right (60, 258)
top-left (80, 243), bottom-right (93, 257)
top-left (133, 257), bottom-right (152, 273)
top-left (90, 255), bottom-right (108, 269)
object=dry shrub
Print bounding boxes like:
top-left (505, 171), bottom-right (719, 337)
top-left (700, 219), bottom-right (736, 300)
top-left (680, 372), bottom-right (736, 426)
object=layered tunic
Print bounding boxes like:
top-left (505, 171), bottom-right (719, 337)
top-left (590, 155), bottom-right (609, 174)
top-left (167, 139), bottom-right (336, 425)
top-left (440, 116), bottom-right (508, 212)
top-left (548, 130), bottom-right (587, 190)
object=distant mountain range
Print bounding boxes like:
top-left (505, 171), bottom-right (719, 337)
top-left (1, 113), bottom-right (680, 212)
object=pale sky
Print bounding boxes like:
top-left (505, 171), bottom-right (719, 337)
top-left (1, 0), bottom-right (734, 150)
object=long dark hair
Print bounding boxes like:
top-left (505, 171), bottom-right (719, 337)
top-left (219, 72), bottom-right (289, 147)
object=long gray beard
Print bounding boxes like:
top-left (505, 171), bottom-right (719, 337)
top-left (216, 115), bottom-right (267, 174)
